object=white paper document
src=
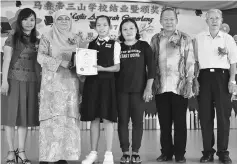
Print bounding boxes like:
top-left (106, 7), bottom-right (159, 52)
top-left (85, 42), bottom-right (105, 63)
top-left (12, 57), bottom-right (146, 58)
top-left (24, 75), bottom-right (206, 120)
top-left (75, 48), bottom-right (98, 75)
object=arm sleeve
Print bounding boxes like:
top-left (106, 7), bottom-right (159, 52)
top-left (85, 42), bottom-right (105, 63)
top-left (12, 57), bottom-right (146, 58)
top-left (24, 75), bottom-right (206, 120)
top-left (37, 34), bottom-right (62, 72)
top-left (4, 34), bottom-right (14, 48)
top-left (226, 35), bottom-right (237, 64)
top-left (184, 36), bottom-right (195, 82)
top-left (144, 41), bottom-right (156, 79)
top-left (113, 41), bottom-right (121, 64)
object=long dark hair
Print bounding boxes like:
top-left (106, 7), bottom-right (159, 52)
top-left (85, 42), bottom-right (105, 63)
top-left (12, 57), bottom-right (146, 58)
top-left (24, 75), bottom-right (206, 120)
top-left (13, 8), bottom-right (37, 46)
top-left (119, 18), bottom-right (140, 42)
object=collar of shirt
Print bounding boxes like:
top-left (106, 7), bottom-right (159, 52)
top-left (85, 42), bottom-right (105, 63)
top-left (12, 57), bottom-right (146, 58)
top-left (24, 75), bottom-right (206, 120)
top-left (97, 36), bottom-right (110, 42)
top-left (204, 30), bottom-right (224, 39)
top-left (160, 29), bottom-right (179, 38)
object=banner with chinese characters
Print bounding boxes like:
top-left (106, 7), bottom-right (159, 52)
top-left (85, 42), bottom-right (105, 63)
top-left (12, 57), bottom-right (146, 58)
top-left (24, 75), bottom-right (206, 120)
top-left (1, 1), bottom-right (209, 49)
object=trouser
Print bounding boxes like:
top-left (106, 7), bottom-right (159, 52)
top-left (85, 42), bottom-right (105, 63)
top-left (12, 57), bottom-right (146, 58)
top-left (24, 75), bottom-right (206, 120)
top-left (117, 92), bottom-right (145, 153)
top-left (155, 92), bottom-right (188, 157)
top-left (198, 68), bottom-right (232, 156)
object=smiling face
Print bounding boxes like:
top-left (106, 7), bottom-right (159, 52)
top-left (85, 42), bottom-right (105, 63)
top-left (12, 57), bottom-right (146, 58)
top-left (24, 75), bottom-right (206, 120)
top-left (95, 17), bottom-right (110, 38)
top-left (121, 21), bottom-right (137, 42)
top-left (21, 14), bottom-right (36, 34)
top-left (160, 10), bottom-right (178, 33)
top-left (206, 11), bottom-right (223, 31)
top-left (56, 15), bottom-right (71, 31)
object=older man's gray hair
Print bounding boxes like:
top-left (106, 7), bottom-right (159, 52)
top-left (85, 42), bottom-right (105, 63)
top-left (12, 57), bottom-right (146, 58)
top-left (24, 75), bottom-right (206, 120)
top-left (206, 9), bottom-right (223, 19)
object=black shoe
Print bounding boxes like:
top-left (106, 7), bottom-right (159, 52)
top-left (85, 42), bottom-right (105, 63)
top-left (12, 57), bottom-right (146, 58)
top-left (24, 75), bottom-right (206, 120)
top-left (131, 154), bottom-right (142, 164)
top-left (55, 160), bottom-right (68, 164)
top-left (120, 154), bottom-right (130, 164)
top-left (175, 156), bottom-right (186, 163)
top-left (219, 154), bottom-right (232, 164)
top-left (39, 162), bottom-right (48, 164)
top-left (156, 154), bottom-right (172, 162)
top-left (200, 154), bottom-right (214, 163)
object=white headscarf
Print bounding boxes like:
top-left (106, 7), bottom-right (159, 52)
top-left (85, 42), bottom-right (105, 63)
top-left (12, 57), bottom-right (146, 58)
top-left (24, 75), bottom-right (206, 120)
top-left (47, 9), bottom-right (76, 59)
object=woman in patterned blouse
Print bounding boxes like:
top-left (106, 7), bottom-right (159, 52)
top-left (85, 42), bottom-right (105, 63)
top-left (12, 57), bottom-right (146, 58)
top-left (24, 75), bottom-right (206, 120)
top-left (37, 10), bottom-right (81, 164)
top-left (1, 8), bottom-right (41, 164)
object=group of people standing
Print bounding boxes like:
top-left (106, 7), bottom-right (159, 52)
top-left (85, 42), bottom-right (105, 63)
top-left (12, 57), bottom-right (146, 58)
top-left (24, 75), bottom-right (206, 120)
top-left (1, 6), bottom-right (237, 164)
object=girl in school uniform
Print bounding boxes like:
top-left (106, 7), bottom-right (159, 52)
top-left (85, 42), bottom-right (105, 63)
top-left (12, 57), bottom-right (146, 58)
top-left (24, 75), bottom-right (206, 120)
top-left (116, 18), bottom-right (155, 164)
top-left (80, 15), bottom-right (121, 164)
top-left (1, 8), bottom-right (40, 164)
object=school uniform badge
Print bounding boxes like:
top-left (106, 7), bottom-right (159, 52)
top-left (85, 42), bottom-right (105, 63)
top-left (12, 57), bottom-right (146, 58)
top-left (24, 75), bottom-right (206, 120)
top-left (105, 44), bottom-right (112, 48)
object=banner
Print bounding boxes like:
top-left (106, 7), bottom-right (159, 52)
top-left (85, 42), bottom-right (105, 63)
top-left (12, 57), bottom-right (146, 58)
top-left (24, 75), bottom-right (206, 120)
top-left (1, 1), bottom-right (209, 50)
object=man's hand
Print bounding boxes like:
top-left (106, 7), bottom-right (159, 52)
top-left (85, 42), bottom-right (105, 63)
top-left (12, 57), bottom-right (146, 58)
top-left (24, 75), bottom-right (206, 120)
top-left (228, 81), bottom-right (236, 94)
top-left (184, 81), bottom-right (192, 99)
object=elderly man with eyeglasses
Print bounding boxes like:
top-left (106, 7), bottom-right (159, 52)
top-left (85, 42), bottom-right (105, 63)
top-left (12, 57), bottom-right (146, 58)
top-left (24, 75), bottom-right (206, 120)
top-left (194, 9), bottom-right (237, 164)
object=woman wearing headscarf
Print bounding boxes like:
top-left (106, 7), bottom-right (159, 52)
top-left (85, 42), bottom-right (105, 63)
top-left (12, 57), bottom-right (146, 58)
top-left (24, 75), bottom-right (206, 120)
top-left (37, 10), bottom-right (81, 164)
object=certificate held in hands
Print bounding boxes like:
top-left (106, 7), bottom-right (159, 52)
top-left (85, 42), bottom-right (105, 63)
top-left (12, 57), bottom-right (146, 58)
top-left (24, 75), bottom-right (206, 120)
top-left (75, 48), bottom-right (98, 75)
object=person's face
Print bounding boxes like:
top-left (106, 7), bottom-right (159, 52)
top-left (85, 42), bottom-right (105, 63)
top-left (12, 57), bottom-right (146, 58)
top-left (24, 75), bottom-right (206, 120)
top-left (21, 14), bottom-right (36, 33)
top-left (121, 21), bottom-right (137, 42)
top-left (56, 15), bottom-right (71, 31)
top-left (206, 11), bottom-right (222, 31)
top-left (160, 10), bottom-right (178, 32)
top-left (95, 17), bottom-right (110, 38)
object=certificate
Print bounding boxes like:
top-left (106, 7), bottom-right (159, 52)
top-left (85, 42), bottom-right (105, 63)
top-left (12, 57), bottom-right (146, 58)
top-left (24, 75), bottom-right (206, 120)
top-left (75, 48), bottom-right (98, 75)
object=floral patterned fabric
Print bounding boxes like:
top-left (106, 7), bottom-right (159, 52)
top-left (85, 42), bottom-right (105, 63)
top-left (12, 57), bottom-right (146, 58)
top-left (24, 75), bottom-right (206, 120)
top-left (37, 34), bottom-right (81, 161)
top-left (39, 116), bottom-right (81, 162)
top-left (150, 30), bottom-right (195, 97)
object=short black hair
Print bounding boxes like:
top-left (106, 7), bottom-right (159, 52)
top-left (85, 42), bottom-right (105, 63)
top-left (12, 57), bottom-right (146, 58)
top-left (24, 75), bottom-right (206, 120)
top-left (160, 7), bottom-right (178, 20)
top-left (95, 15), bottom-right (111, 26)
top-left (118, 18), bottom-right (140, 42)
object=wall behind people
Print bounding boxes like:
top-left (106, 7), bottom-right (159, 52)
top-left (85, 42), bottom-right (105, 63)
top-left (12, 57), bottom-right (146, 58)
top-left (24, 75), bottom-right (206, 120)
top-left (1, 1), bottom-right (210, 51)
top-left (223, 8), bottom-right (237, 36)
top-left (2, 1), bottom-right (237, 51)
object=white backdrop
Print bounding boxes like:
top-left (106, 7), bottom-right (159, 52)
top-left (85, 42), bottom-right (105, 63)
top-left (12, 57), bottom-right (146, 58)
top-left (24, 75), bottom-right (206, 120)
top-left (1, 1), bottom-right (209, 50)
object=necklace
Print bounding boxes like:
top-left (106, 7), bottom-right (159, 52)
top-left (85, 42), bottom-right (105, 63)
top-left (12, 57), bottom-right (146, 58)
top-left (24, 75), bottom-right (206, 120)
top-left (124, 40), bottom-right (138, 50)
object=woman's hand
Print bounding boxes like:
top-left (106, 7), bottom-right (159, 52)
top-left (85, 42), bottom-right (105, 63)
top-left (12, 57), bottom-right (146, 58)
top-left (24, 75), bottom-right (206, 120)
top-left (1, 81), bottom-right (9, 96)
top-left (143, 87), bottom-right (153, 102)
top-left (61, 60), bottom-right (71, 69)
top-left (93, 65), bottom-right (104, 72)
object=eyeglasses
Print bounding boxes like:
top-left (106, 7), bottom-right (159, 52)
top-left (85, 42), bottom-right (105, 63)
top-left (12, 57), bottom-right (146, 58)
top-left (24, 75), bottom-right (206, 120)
top-left (208, 17), bottom-right (222, 21)
top-left (162, 18), bottom-right (176, 22)
top-left (56, 16), bottom-right (70, 21)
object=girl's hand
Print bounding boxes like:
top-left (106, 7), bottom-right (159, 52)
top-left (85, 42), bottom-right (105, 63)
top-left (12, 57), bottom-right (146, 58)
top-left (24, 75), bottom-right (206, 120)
top-left (77, 74), bottom-right (86, 82)
top-left (1, 81), bottom-right (9, 96)
top-left (93, 65), bottom-right (104, 71)
top-left (143, 87), bottom-right (153, 102)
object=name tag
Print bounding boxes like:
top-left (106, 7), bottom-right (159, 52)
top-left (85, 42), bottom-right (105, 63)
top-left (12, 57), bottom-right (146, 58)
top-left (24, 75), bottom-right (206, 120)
top-left (105, 44), bottom-right (112, 48)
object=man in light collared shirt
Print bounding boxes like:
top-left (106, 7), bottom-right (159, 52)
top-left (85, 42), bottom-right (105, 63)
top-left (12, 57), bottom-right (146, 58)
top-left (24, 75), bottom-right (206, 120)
top-left (150, 8), bottom-right (195, 163)
top-left (195, 9), bottom-right (237, 164)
